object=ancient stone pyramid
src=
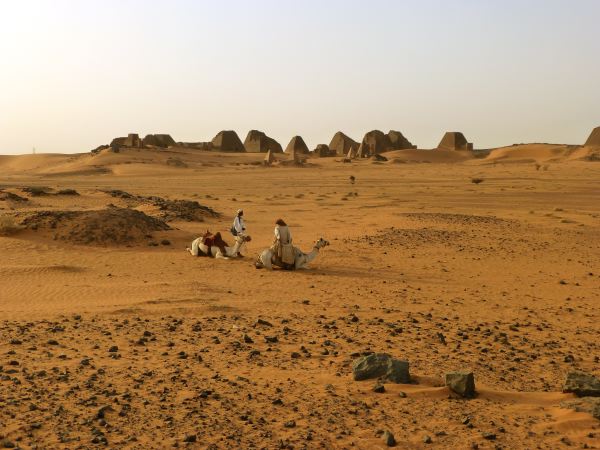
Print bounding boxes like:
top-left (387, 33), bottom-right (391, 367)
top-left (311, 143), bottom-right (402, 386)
top-left (244, 130), bottom-right (282, 153)
top-left (329, 132), bottom-right (359, 156)
top-left (584, 126), bottom-right (600, 146)
top-left (142, 134), bottom-right (176, 148)
top-left (211, 131), bottom-right (245, 152)
top-left (437, 132), bottom-right (473, 151)
top-left (285, 136), bottom-right (309, 156)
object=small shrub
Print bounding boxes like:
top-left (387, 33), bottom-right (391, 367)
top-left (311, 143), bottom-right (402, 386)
top-left (471, 178), bottom-right (484, 184)
top-left (0, 215), bottom-right (23, 235)
top-left (56, 189), bottom-right (79, 196)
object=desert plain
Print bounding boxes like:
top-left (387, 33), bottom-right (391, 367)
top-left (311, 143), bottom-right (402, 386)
top-left (0, 143), bottom-right (599, 449)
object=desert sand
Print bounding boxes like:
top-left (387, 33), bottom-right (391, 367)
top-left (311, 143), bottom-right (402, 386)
top-left (1, 144), bottom-right (599, 449)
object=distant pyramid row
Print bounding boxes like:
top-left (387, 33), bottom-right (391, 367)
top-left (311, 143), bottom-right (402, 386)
top-left (96, 129), bottom-right (420, 155)
top-left (94, 126), bottom-right (600, 155)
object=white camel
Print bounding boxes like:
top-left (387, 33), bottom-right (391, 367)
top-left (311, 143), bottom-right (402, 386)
top-left (187, 233), bottom-right (250, 259)
top-left (255, 238), bottom-right (329, 270)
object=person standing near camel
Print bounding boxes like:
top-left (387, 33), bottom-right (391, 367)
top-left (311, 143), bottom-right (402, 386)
top-left (271, 219), bottom-right (295, 268)
top-left (231, 209), bottom-right (247, 257)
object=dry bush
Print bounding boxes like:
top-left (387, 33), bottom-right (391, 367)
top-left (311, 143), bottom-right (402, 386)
top-left (0, 215), bottom-right (23, 236)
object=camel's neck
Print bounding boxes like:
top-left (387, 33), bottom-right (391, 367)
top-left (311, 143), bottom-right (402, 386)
top-left (305, 247), bottom-right (320, 263)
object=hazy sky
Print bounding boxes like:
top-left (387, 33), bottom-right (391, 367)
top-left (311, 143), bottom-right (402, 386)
top-left (1, 0), bottom-right (599, 154)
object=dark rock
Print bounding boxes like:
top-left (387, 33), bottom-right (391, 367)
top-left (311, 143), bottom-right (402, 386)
top-left (108, 346), bottom-right (118, 353)
top-left (352, 353), bottom-right (410, 383)
top-left (382, 430), bottom-right (396, 447)
top-left (563, 372), bottom-right (600, 397)
top-left (284, 420), bottom-right (296, 428)
top-left (183, 434), bottom-right (196, 443)
top-left (445, 371), bottom-right (476, 398)
top-left (243, 334), bottom-right (254, 344)
top-left (482, 432), bottom-right (496, 440)
top-left (372, 383), bottom-right (385, 393)
top-left (423, 435), bottom-right (432, 444)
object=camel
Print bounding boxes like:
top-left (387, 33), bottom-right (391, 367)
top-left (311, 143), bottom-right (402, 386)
top-left (187, 230), bottom-right (251, 259)
top-left (255, 238), bottom-right (329, 270)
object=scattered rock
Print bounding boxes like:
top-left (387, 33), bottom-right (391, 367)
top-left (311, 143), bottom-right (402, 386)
top-left (372, 383), bottom-right (385, 393)
top-left (382, 430), bottom-right (396, 447)
top-left (563, 371), bottom-right (600, 397)
top-left (445, 371), bottom-right (476, 398)
top-left (352, 353), bottom-right (410, 383)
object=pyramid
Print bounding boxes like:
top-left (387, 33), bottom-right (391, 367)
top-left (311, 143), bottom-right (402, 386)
top-left (263, 150), bottom-right (275, 165)
top-left (329, 132), bottom-right (359, 156)
top-left (211, 130), bottom-right (245, 152)
top-left (437, 132), bottom-right (473, 151)
top-left (284, 136), bottom-right (309, 156)
top-left (123, 133), bottom-right (142, 148)
top-left (387, 130), bottom-right (415, 149)
top-left (584, 126), bottom-right (600, 146)
top-left (315, 144), bottom-right (334, 157)
top-left (142, 134), bottom-right (176, 148)
top-left (357, 130), bottom-right (389, 157)
top-left (244, 130), bottom-right (283, 153)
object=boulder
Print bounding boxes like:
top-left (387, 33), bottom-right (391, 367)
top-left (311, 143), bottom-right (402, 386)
top-left (437, 132), bottom-right (473, 151)
top-left (445, 371), bottom-right (476, 398)
top-left (352, 353), bottom-right (410, 383)
top-left (371, 153), bottom-right (388, 162)
top-left (244, 130), bottom-right (282, 153)
top-left (142, 134), bottom-right (176, 148)
top-left (211, 130), bottom-right (245, 152)
top-left (584, 126), bottom-right (600, 146)
top-left (563, 371), bottom-right (600, 397)
top-left (329, 131), bottom-right (359, 156)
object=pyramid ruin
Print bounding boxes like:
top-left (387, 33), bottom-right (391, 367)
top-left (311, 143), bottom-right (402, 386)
top-left (356, 130), bottom-right (388, 157)
top-left (211, 131), bottom-right (245, 152)
top-left (437, 132), bottom-right (473, 151)
top-left (142, 134), bottom-right (177, 148)
top-left (329, 132), bottom-right (359, 156)
top-left (315, 144), bottom-right (334, 157)
top-left (387, 130), bottom-right (415, 150)
top-left (244, 130), bottom-right (283, 153)
top-left (285, 136), bottom-right (309, 156)
top-left (263, 150), bottom-right (275, 165)
top-left (584, 126), bottom-right (600, 146)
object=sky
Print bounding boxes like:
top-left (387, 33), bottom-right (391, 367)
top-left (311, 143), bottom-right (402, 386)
top-left (0, 0), bottom-right (599, 154)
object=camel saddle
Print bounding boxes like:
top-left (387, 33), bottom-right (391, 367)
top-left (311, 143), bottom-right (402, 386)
top-left (202, 232), bottom-right (229, 257)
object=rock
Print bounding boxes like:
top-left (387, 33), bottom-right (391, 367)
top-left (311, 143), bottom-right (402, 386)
top-left (242, 334), bottom-right (254, 344)
top-left (445, 371), bottom-right (476, 398)
top-left (423, 435), bottom-right (432, 444)
top-left (563, 371), bottom-right (600, 397)
top-left (284, 420), bottom-right (296, 428)
top-left (352, 353), bottom-right (410, 383)
top-left (108, 346), bottom-right (118, 353)
top-left (382, 430), bottom-right (396, 447)
top-left (372, 383), bottom-right (385, 393)
top-left (183, 434), bottom-right (196, 443)
top-left (482, 432), bottom-right (496, 440)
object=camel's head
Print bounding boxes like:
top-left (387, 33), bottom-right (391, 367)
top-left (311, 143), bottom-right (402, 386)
top-left (200, 229), bottom-right (213, 241)
top-left (315, 237), bottom-right (330, 249)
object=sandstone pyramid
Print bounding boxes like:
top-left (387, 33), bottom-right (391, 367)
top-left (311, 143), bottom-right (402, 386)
top-left (387, 130), bottom-right (415, 150)
top-left (357, 130), bottom-right (389, 157)
top-left (124, 133), bottom-right (142, 148)
top-left (244, 130), bottom-right (283, 153)
top-left (329, 132), bottom-right (359, 156)
top-left (437, 132), bottom-right (473, 151)
top-left (584, 126), bottom-right (600, 146)
top-left (142, 134), bottom-right (176, 148)
top-left (211, 131), bottom-right (245, 152)
top-left (264, 150), bottom-right (275, 165)
top-left (285, 136), bottom-right (309, 156)
top-left (314, 144), bottom-right (334, 157)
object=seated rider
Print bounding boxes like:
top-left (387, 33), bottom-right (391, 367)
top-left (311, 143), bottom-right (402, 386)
top-left (271, 219), bottom-right (295, 268)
